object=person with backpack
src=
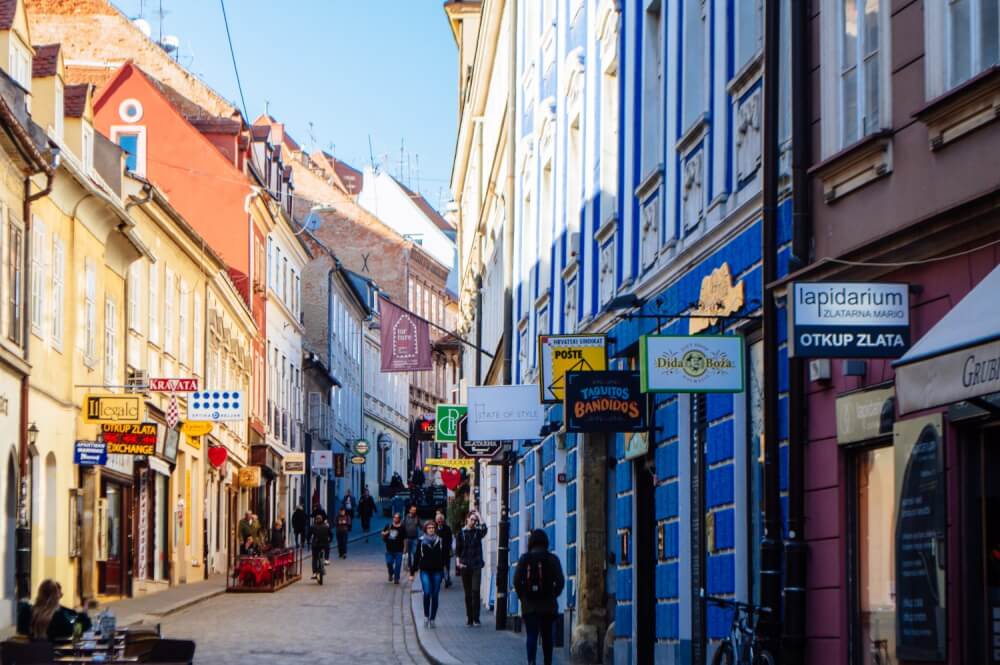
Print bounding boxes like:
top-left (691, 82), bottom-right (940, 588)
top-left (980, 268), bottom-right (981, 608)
top-left (413, 520), bottom-right (447, 628)
top-left (454, 510), bottom-right (488, 626)
top-left (513, 529), bottom-right (565, 665)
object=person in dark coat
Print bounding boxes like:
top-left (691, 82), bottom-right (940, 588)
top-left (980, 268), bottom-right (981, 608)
top-left (310, 515), bottom-right (332, 577)
top-left (17, 580), bottom-right (91, 641)
top-left (434, 511), bottom-right (454, 588)
top-left (270, 517), bottom-right (287, 550)
top-left (454, 510), bottom-right (488, 626)
top-left (358, 488), bottom-right (377, 532)
top-left (403, 505), bottom-right (422, 580)
top-left (382, 513), bottom-right (406, 584)
top-left (513, 529), bottom-right (566, 665)
top-left (335, 508), bottom-right (351, 559)
top-left (341, 489), bottom-right (355, 530)
top-left (291, 504), bottom-right (307, 548)
top-left (413, 520), bottom-right (447, 628)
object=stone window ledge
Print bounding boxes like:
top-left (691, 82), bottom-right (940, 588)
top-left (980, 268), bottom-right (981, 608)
top-left (808, 130), bottom-right (893, 203)
top-left (914, 65), bottom-right (1000, 151)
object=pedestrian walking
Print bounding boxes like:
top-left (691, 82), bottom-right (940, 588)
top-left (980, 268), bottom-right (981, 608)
top-left (513, 529), bottom-right (566, 665)
top-left (310, 515), bottom-right (332, 579)
top-left (291, 504), bottom-right (306, 548)
top-left (358, 488), bottom-right (377, 532)
top-left (342, 489), bottom-right (355, 531)
top-left (382, 513), bottom-right (406, 584)
top-left (335, 508), bottom-right (351, 559)
top-left (434, 511), bottom-right (454, 588)
top-left (414, 520), bottom-right (447, 629)
top-left (455, 510), bottom-right (488, 626)
top-left (403, 505), bottom-right (422, 580)
top-left (271, 517), bottom-right (287, 550)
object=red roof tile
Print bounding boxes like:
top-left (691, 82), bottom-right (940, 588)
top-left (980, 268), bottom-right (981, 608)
top-left (32, 43), bottom-right (60, 78)
top-left (187, 115), bottom-right (241, 134)
top-left (0, 0), bottom-right (16, 30)
top-left (64, 83), bottom-right (90, 117)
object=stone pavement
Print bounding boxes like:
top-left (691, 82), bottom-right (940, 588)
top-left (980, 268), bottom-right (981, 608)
top-left (410, 576), bottom-right (567, 665)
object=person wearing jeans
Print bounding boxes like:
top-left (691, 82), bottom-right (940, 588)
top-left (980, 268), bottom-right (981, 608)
top-left (382, 513), bottom-right (406, 583)
top-left (513, 529), bottom-right (565, 665)
top-left (454, 511), bottom-right (488, 626)
top-left (413, 520), bottom-right (446, 628)
top-left (402, 506), bottom-right (421, 579)
top-left (434, 512), bottom-right (454, 588)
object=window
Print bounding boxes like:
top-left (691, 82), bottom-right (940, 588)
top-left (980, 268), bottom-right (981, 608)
top-left (30, 218), bottom-right (45, 334)
top-left (114, 129), bottom-right (145, 175)
top-left (104, 298), bottom-right (117, 386)
top-left (8, 221), bottom-right (22, 345)
top-left (947, 0), bottom-right (1000, 89)
top-left (736, 0), bottom-right (764, 70)
top-left (179, 283), bottom-right (189, 367)
top-left (148, 263), bottom-right (159, 345)
top-left (127, 261), bottom-right (141, 333)
top-left (82, 122), bottom-right (94, 174)
top-left (51, 237), bottom-right (64, 348)
top-left (682, 0), bottom-right (707, 131)
top-left (164, 269), bottom-right (174, 355)
top-left (838, 0), bottom-right (883, 147)
top-left (54, 79), bottom-right (64, 139)
top-left (642, 1), bottom-right (663, 176)
top-left (599, 69), bottom-right (618, 222)
top-left (266, 237), bottom-right (273, 288)
top-left (193, 292), bottom-right (203, 375)
top-left (7, 40), bottom-right (31, 93)
top-left (282, 257), bottom-right (288, 303)
top-left (294, 274), bottom-right (301, 318)
top-left (84, 258), bottom-right (96, 361)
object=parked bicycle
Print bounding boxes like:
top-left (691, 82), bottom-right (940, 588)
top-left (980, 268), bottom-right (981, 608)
top-left (701, 589), bottom-right (776, 665)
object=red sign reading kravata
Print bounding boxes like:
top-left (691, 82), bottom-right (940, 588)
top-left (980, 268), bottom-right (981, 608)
top-left (380, 296), bottom-right (432, 372)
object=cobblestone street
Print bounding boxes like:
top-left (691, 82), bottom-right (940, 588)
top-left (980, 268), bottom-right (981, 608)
top-left (157, 537), bottom-right (428, 665)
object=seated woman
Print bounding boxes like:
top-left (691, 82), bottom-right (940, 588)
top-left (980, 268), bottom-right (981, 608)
top-left (17, 579), bottom-right (91, 641)
top-left (240, 536), bottom-right (260, 556)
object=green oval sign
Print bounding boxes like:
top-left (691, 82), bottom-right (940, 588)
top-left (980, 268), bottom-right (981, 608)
top-left (354, 439), bottom-right (370, 456)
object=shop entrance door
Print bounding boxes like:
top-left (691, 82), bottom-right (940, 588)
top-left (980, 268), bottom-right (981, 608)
top-left (971, 425), bottom-right (1000, 664)
top-left (98, 481), bottom-right (132, 597)
top-left (634, 457), bottom-right (656, 665)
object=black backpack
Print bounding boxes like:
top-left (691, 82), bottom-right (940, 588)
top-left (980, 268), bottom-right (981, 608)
top-left (520, 553), bottom-right (551, 601)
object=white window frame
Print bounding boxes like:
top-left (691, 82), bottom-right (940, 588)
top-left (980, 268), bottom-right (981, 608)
top-left (164, 268), bottom-right (175, 356)
top-left (148, 262), bottom-right (159, 345)
top-left (926, 0), bottom-right (1000, 99)
top-left (681, 0), bottom-right (708, 133)
top-left (51, 236), bottom-right (64, 349)
top-left (820, 0), bottom-right (891, 157)
top-left (109, 126), bottom-right (147, 176)
top-left (82, 122), bottom-right (94, 174)
top-left (127, 261), bottom-right (141, 334)
top-left (104, 297), bottom-right (117, 386)
top-left (54, 78), bottom-right (64, 141)
top-left (735, 0), bottom-right (764, 71)
top-left (179, 281), bottom-right (189, 367)
top-left (84, 258), bottom-right (96, 363)
top-left (8, 39), bottom-right (31, 94)
top-left (641, 0), bottom-right (664, 178)
top-left (29, 217), bottom-right (45, 335)
top-left (193, 292), bottom-right (203, 376)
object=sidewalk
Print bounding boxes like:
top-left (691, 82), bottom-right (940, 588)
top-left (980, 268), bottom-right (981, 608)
top-left (410, 577), bottom-right (567, 665)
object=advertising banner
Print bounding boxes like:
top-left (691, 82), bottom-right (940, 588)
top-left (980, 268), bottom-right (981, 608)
top-left (74, 441), bottom-right (107, 466)
top-left (311, 450), bottom-right (333, 470)
top-left (564, 371), bottom-right (647, 433)
top-left (456, 416), bottom-right (506, 459)
top-left (894, 414), bottom-right (946, 661)
top-left (788, 282), bottom-right (910, 358)
top-left (538, 334), bottom-right (608, 403)
top-left (187, 391), bottom-right (245, 422)
top-left (333, 453), bottom-right (345, 478)
top-left (435, 404), bottom-right (467, 442)
top-left (238, 466), bottom-right (261, 488)
top-left (639, 335), bottom-right (745, 393)
top-left (84, 394), bottom-right (143, 424)
top-left (467, 384), bottom-right (545, 441)
top-left (380, 296), bottom-right (432, 372)
top-left (101, 422), bottom-right (158, 456)
top-left (283, 452), bottom-right (305, 475)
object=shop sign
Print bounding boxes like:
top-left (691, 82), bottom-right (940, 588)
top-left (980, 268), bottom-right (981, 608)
top-left (835, 386), bottom-right (895, 445)
top-left (894, 414), bottom-right (947, 661)
top-left (380, 296), bottom-right (432, 372)
top-left (623, 431), bottom-right (649, 461)
top-left (788, 282), bottom-right (910, 358)
top-left (74, 441), bottom-right (107, 466)
top-left (639, 335), bottom-right (745, 393)
top-left (564, 371), bottom-right (647, 433)
top-left (187, 391), bottom-right (245, 422)
top-left (350, 455), bottom-right (366, 465)
top-left (149, 378), bottom-right (199, 392)
top-left (467, 385), bottom-right (545, 441)
top-left (538, 334), bottom-right (608, 403)
top-left (456, 416), bottom-right (507, 459)
top-left (896, 337), bottom-right (1000, 415)
top-left (84, 394), bottom-right (143, 424)
top-left (162, 427), bottom-right (180, 463)
top-left (101, 422), bottom-right (158, 456)
top-left (353, 439), bottom-right (370, 456)
top-left (184, 434), bottom-right (201, 450)
top-left (426, 457), bottom-right (475, 469)
top-left (207, 445), bottom-right (228, 469)
top-left (283, 452), bottom-right (305, 475)
top-left (435, 404), bottom-right (467, 442)
top-left (104, 454), bottom-right (133, 476)
top-left (238, 466), bottom-right (261, 488)
top-left (147, 456), bottom-right (171, 476)
top-left (414, 415), bottom-right (436, 442)
top-left (689, 263), bottom-right (745, 334)
top-left (181, 421), bottom-right (213, 436)
top-left (333, 453), bottom-right (345, 478)
top-left (312, 450), bottom-right (333, 470)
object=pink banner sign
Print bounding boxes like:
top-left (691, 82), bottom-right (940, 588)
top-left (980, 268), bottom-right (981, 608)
top-left (380, 296), bottom-right (432, 372)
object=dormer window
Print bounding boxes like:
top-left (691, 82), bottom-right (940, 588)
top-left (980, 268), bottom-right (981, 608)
top-left (8, 40), bottom-right (30, 94)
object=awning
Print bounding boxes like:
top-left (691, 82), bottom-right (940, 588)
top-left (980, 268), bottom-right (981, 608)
top-left (894, 264), bottom-right (1000, 414)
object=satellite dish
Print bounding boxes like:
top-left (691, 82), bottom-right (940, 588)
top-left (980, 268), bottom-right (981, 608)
top-left (133, 18), bottom-right (152, 37)
top-left (304, 213), bottom-right (321, 232)
top-left (161, 35), bottom-right (180, 53)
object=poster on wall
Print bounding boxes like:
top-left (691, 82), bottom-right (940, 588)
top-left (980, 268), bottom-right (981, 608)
top-left (894, 413), bottom-right (946, 661)
top-left (564, 371), bottom-right (647, 433)
top-left (639, 335), bottom-right (745, 393)
top-left (537, 334), bottom-right (608, 403)
top-left (467, 385), bottom-right (545, 441)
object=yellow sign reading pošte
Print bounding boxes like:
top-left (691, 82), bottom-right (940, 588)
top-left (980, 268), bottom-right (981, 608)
top-left (538, 335), bottom-right (608, 403)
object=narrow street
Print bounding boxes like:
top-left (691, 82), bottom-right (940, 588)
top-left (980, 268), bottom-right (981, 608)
top-left (157, 537), bottom-right (428, 665)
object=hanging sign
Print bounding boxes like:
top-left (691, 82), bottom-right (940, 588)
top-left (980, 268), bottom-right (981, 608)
top-left (207, 445), bottom-right (228, 469)
top-left (456, 416), bottom-right (507, 459)
top-left (350, 455), bottom-right (367, 465)
top-left (380, 296), bottom-right (432, 372)
top-left (639, 335), bottom-right (745, 393)
top-left (435, 404), bottom-right (467, 442)
top-left (84, 394), bottom-right (142, 424)
top-left (74, 441), bottom-right (107, 466)
top-left (788, 282), bottom-right (910, 358)
top-left (353, 439), bottom-right (370, 456)
top-left (414, 414), bottom-right (436, 441)
top-left (162, 426), bottom-right (180, 463)
top-left (835, 386), bottom-right (896, 445)
top-left (187, 391), bottom-right (245, 422)
top-left (101, 422), bottom-right (158, 456)
top-left (311, 450), bottom-right (333, 470)
top-left (624, 431), bottom-right (650, 460)
top-left (564, 371), bottom-right (647, 433)
top-left (538, 334), bottom-right (608, 403)
top-left (238, 466), bottom-right (261, 488)
top-left (333, 453), bottom-right (346, 478)
top-left (181, 421), bottom-right (213, 436)
top-left (426, 457), bottom-right (476, 469)
top-left (283, 452), bottom-right (306, 475)
top-left (467, 384), bottom-right (545, 441)
top-left (149, 378), bottom-right (199, 392)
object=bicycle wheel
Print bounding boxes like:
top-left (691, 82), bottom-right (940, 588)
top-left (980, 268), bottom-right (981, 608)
top-left (711, 640), bottom-right (735, 665)
top-left (752, 648), bottom-right (776, 665)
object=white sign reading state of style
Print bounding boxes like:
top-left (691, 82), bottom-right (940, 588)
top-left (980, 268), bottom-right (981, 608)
top-left (467, 385), bottom-right (545, 441)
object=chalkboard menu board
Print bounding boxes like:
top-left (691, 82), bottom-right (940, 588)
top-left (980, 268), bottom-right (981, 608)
top-left (894, 414), bottom-right (947, 661)
top-left (564, 371), bottom-right (647, 433)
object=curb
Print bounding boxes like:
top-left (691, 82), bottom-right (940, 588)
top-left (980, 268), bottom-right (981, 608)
top-left (118, 587), bottom-right (227, 627)
top-left (408, 583), bottom-right (463, 665)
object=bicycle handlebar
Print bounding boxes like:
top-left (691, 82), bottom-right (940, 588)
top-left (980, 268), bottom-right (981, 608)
top-left (699, 589), bottom-right (773, 614)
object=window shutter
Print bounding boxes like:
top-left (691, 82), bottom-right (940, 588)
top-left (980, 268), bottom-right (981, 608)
top-left (308, 392), bottom-right (321, 432)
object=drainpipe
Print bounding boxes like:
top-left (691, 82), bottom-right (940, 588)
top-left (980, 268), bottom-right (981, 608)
top-left (16, 161), bottom-right (55, 602)
top-left (782, 0), bottom-right (811, 660)
top-left (758, 0), bottom-right (783, 655)
top-left (495, 0), bottom-right (517, 632)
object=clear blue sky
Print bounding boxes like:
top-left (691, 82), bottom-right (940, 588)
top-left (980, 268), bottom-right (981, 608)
top-left (112, 0), bottom-right (459, 210)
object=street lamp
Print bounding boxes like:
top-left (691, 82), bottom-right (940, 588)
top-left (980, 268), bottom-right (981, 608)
top-left (27, 422), bottom-right (38, 447)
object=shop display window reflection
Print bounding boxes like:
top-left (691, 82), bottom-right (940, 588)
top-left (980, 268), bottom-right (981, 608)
top-left (857, 446), bottom-right (896, 665)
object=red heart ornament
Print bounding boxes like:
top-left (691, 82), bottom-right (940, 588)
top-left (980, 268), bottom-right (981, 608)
top-left (442, 468), bottom-right (461, 491)
top-left (208, 445), bottom-right (228, 469)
